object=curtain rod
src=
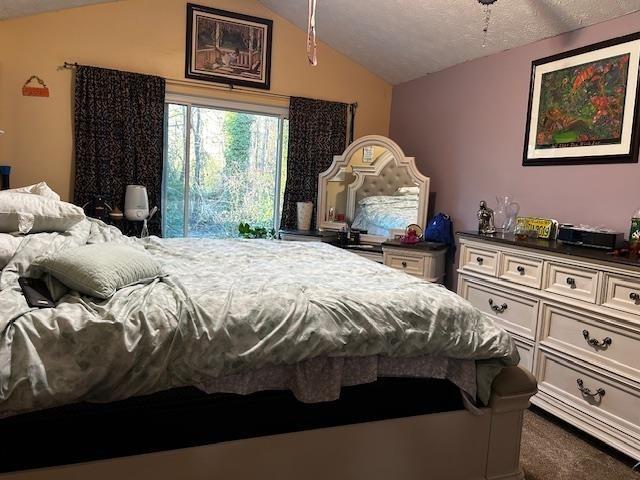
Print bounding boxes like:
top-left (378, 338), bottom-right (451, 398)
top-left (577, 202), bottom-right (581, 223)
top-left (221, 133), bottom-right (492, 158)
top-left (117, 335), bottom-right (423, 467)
top-left (61, 62), bottom-right (358, 108)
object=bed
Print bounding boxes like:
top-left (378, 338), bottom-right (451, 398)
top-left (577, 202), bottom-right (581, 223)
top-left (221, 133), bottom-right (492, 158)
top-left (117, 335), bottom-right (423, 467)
top-left (351, 192), bottom-right (420, 236)
top-left (0, 216), bottom-right (536, 479)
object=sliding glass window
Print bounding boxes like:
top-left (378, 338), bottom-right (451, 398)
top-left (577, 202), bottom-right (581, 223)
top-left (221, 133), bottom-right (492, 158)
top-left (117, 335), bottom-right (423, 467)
top-left (163, 95), bottom-right (288, 238)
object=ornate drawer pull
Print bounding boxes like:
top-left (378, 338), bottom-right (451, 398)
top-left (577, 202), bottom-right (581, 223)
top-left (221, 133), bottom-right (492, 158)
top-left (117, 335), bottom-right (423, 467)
top-left (488, 298), bottom-right (508, 313)
top-left (517, 266), bottom-right (525, 274)
top-left (582, 330), bottom-right (612, 349)
top-left (566, 277), bottom-right (576, 287)
top-left (629, 292), bottom-right (640, 302)
top-left (576, 378), bottom-right (605, 400)
top-left (401, 261), bottom-right (407, 268)
top-left (476, 257), bottom-right (484, 264)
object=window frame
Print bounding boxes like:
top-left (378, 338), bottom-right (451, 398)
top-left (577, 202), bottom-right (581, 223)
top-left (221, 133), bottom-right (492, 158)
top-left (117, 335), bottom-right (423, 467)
top-left (163, 94), bottom-right (289, 238)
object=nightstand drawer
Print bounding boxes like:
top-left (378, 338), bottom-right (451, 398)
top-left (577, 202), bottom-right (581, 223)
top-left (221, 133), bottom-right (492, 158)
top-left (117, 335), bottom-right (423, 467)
top-left (539, 302), bottom-right (640, 379)
top-left (458, 277), bottom-right (538, 339)
top-left (544, 262), bottom-right (599, 303)
top-left (602, 273), bottom-right (640, 316)
top-left (499, 252), bottom-right (544, 289)
top-left (386, 254), bottom-right (425, 277)
top-left (460, 244), bottom-right (498, 276)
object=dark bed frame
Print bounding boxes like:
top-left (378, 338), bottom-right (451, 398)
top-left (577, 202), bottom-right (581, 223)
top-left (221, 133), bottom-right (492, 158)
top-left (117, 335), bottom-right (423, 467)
top-left (0, 377), bottom-right (463, 473)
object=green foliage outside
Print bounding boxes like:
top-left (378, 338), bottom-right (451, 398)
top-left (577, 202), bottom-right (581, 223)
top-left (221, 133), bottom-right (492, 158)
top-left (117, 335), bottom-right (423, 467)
top-left (164, 104), bottom-right (288, 238)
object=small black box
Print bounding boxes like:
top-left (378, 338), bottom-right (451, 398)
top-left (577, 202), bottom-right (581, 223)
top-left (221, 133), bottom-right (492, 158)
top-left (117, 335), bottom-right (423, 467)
top-left (557, 225), bottom-right (624, 250)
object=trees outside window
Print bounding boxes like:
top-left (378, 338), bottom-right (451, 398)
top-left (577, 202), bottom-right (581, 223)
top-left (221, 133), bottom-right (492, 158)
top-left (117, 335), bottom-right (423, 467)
top-left (163, 98), bottom-right (288, 238)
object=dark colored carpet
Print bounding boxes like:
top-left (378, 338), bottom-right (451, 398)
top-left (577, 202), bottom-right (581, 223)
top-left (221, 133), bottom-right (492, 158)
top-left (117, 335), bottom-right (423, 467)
top-left (521, 407), bottom-right (639, 479)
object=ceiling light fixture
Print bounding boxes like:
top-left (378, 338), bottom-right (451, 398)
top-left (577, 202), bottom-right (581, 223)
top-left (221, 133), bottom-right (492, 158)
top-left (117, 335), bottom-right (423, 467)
top-left (478, 0), bottom-right (498, 48)
top-left (307, 0), bottom-right (318, 66)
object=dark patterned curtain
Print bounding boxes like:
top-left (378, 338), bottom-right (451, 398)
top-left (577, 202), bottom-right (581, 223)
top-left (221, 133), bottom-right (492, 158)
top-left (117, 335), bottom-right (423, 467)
top-left (73, 66), bottom-right (166, 235)
top-left (281, 97), bottom-right (348, 230)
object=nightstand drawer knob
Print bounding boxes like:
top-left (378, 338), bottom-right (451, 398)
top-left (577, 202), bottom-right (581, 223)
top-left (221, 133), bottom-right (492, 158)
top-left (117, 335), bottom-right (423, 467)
top-left (401, 261), bottom-right (407, 268)
top-left (517, 266), bottom-right (525, 274)
top-left (476, 257), bottom-right (484, 264)
top-left (566, 277), bottom-right (576, 287)
top-left (629, 292), bottom-right (640, 302)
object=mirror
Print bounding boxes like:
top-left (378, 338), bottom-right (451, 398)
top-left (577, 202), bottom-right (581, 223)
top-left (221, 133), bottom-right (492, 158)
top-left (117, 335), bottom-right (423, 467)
top-left (317, 136), bottom-right (429, 243)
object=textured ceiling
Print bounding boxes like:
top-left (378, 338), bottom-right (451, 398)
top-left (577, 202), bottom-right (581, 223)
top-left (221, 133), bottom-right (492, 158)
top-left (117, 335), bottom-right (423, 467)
top-left (259, 0), bottom-right (640, 84)
top-left (0, 0), bottom-right (119, 20)
top-left (4, 0), bottom-right (640, 84)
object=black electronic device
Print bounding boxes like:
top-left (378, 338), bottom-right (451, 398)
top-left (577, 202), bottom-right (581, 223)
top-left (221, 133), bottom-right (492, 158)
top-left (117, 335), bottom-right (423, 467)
top-left (18, 277), bottom-right (55, 309)
top-left (0, 165), bottom-right (10, 190)
top-left (557, 224), bottom-right (624, 251)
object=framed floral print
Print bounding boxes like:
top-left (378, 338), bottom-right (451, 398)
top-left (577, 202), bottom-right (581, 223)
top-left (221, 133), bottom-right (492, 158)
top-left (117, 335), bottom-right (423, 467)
top-left (523, 32), bottom-right (640, 166)
top-left (185, 4), bottom-right (273, 90)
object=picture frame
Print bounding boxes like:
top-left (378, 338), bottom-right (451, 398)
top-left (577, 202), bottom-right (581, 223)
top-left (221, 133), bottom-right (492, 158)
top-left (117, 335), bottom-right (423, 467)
top-left (523, 32), bottom-right (640, 166)
top-left (185, 4), bottom-right (273, 90)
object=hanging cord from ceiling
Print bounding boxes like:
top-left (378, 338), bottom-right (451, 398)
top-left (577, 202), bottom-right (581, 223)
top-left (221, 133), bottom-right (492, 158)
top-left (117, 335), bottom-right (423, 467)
top-left (478, 0), bottom-right (498, 48)
top-left (307, 0), bottom-right (318, 66)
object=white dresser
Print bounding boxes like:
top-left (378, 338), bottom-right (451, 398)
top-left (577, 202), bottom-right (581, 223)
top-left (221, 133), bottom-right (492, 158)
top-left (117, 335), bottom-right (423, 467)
top-left (457, 232), bottom-right (640, 460)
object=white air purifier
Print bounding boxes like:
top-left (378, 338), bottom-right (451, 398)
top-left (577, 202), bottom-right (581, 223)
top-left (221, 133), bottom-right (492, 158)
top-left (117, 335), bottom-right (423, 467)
top-left (124, 185), bottom-right (149, 221)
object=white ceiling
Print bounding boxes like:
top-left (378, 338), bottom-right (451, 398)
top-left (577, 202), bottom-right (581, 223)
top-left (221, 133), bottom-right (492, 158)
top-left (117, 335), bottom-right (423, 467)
top-left (0, 0), bottom-right (118, 20)
top-left (3, 0), bottom-right (640, 85)
top-left (259, 0), bottom-right (640, 84)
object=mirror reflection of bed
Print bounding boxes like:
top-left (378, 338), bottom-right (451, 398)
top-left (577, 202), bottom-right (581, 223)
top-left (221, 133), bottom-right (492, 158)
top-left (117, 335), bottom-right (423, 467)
top-left (350, 155), bottom-right (419, 237)
top-left (318, 136), bottom-right (429, 244)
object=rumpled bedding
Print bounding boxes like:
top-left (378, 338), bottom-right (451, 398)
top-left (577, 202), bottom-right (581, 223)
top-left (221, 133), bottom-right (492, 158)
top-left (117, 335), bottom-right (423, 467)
top-left (351, 194), bottom-right (419, 236)
top-left (0, 219), bottom-right (519, 418)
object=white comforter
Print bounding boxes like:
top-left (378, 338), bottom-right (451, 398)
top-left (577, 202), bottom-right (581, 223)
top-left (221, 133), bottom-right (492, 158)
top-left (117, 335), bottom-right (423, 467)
top-left (0, 219), bottom-right (518, 417)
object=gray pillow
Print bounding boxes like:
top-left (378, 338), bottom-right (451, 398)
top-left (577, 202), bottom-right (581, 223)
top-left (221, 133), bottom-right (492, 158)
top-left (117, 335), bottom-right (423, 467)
top-left (33, 244), bottom-right (164, 299)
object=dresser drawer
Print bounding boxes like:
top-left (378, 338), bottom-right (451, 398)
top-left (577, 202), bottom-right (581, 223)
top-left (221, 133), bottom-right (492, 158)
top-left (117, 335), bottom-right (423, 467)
top-left (499, 252), bottom-right (544, 289)
top-left (458, 277), bottom-right (538, 339)
top-left (539, 303), bottom-right (640, 379)
top-left (513, 336), bottom-right (534, 373)
top-left (544, 262), bottom-right (599, 303)
top-left (602, 273), bottom-right (640, 316)
top-left (385, 253), bottom-right (424, 277)
top-left (537, 351), bottom-right (640, 438)
top-left (460, 244), bottom-right (498, 276)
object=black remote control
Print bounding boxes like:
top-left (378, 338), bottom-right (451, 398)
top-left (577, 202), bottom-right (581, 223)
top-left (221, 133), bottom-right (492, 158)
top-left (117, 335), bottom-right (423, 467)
top-left (18, 278), bottom-right (56, 309)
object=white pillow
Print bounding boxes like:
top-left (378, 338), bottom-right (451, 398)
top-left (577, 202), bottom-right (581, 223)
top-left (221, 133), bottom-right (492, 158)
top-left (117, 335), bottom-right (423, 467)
top-left (7, 182), bottom-right (60, 201)
top-left (396, 186), bottom-right (420, 196)
top-left (0, 233), bottom-right (23, 269)
top-left (0, 192), bottom-right (85, 234)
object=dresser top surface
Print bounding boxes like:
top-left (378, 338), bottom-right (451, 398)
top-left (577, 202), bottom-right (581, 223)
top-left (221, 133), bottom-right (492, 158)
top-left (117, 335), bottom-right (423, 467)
top-left (458, 231), bottom-right (640, 269)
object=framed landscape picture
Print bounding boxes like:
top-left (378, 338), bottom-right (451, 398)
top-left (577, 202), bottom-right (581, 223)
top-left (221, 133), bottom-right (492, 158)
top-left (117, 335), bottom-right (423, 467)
top-left (523, 32), bottom-right (640, 166)
top-left (186, 4), bottom-right (273, 90)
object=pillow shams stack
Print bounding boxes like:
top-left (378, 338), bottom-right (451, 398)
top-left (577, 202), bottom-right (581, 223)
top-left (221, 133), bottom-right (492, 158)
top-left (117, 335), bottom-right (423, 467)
top-left (0, 192), bottom-right (85, 234)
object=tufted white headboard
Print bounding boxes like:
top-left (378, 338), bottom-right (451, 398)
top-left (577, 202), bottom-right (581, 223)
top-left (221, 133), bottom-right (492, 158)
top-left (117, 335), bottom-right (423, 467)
top-left (355, 161), bottom-right (416, 205)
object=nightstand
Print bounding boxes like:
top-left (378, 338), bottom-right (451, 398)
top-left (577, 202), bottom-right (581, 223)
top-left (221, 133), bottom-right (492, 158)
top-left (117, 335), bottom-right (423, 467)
top-left (278, 229), bottom-right (337, 242)
top-left (382, 239), bottom-right (447, 283)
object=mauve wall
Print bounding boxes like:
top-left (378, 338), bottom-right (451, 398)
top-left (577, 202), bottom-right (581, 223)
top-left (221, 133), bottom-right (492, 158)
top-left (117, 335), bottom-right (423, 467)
top-left (390, 11), bottom-right (640, 245)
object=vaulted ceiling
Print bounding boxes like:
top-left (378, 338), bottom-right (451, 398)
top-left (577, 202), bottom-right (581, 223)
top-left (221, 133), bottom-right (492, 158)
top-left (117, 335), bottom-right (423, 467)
top-left (260, 0), bottom-right (640, 84)
top-left (2, 0), bottom-right (640, 85)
